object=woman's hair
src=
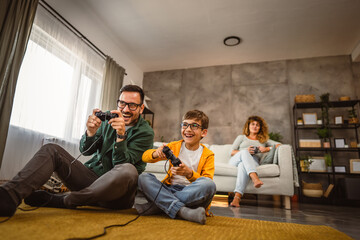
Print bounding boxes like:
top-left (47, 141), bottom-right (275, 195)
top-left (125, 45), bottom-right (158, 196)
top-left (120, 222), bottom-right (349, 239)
top-left (242, 116), bottom-right (269, 143)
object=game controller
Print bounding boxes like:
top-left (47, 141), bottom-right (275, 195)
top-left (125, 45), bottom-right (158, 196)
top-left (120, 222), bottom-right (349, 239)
top-left (162, 146), bottom-right (182, 167)
top-left (95, 111), bottom-right (119, 121)
top-left (252, 146), bottom-right (260, 154)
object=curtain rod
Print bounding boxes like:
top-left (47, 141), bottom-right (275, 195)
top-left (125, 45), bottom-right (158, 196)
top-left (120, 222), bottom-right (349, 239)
top-left (39, 0), bottom-right (128, 75)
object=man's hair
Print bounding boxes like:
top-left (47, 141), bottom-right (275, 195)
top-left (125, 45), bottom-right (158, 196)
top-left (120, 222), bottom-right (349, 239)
top-left (119, 85), bottom-right (144, 104)
top-left (242, 115), bottom-right (269, 143)
top-left (182, 110), bottom-right (209, 129)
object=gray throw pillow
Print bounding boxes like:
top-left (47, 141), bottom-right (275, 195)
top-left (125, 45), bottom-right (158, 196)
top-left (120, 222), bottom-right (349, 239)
top-left (260, 146), bottom-right (276, 165)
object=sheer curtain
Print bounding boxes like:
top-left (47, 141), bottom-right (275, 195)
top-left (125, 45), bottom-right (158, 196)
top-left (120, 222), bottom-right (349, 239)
top-left (0, 5), bottom-right (105, 180)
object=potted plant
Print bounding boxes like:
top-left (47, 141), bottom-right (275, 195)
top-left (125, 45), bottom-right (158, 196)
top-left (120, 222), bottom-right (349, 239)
top-left (316, 127), bottom-right (331, 148)
top-left (319, 93), bottom-right (330, 126)
top-left (269, 132), bottom-right (283, 142)
top-left (298, 155), bottom-right (313, 172)
top-left (348, 109), bottom-right (359, 124)
top-left (318, 93), bottom-right (331, 148)
top-left (324, 153), bottom-right (332, 172)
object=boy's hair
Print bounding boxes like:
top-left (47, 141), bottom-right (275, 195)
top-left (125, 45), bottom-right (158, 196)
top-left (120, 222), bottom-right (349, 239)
top-left (119, 84), bottom-right (144, 104)
top-left (182, 110), bottom-right (209, 129)
top-left (242, 115), bottom-right (269, 143)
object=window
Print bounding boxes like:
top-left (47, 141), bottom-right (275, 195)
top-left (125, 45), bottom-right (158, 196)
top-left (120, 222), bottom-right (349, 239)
top-left (9, 7), bottom-right (104, 141)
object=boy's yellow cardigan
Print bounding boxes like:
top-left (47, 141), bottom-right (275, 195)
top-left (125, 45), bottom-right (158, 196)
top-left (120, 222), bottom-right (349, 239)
top-left (142, 139), bottom-right (215, 215)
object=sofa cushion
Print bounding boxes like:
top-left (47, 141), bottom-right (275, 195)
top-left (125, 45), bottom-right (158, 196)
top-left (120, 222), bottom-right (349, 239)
top-left (144, 161), bottom-right (168, 173)
top-left (214, 162), bottom-right (238, 177)
top-left (209, 144), bottom-right (233, 164)
top-left (257, 164), bottom-right (280, 177)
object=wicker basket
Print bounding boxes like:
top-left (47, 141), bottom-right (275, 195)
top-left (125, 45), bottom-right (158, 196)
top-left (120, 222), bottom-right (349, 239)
top-left (294, 94), bottom-right (315, 103)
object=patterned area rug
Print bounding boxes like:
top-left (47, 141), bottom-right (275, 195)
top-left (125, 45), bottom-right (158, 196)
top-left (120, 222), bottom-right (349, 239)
top-left (0, 204), bottom-right (352, 240)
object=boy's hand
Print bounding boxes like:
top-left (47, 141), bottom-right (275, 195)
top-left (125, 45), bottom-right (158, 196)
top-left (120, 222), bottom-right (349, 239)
top-left (152, 144), bottom-right (167, 159)
top-left (86, 108), bottom-right (102, 137)
top-left (171, 163), bottom-right (193, 178)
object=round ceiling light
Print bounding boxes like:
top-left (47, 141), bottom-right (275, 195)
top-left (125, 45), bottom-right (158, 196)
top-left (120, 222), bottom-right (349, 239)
top-left (223, 36), bottom-right (241, 46)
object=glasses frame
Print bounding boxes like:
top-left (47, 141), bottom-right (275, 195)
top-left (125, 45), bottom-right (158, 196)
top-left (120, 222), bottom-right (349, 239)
top-left (117, 100), bottom-right (142, 111)
top-left (180, 122), bottom-right (203, 130)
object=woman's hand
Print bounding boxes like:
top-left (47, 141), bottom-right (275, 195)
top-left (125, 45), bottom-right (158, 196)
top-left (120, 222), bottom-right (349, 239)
top-left (258, 146), bottom-right (267, 153)
top-left (248, 146), bottom-right (255, 155)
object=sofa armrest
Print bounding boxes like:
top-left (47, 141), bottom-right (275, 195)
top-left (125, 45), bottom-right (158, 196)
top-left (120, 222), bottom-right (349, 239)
top-left (277, 144), bottom-right (294, 196)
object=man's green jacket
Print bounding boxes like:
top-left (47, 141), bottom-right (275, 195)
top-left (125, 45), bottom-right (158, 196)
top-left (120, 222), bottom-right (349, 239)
top-left (80, 116), bottom-right (154, 176)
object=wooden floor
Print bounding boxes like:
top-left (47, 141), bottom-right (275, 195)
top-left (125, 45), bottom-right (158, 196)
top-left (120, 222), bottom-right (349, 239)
top-left (210, 194), bottom-right (360, 240)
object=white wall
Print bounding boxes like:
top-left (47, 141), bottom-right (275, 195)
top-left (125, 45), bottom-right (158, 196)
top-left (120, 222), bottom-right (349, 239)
top-left (46, 0), bottom-right (144, 86)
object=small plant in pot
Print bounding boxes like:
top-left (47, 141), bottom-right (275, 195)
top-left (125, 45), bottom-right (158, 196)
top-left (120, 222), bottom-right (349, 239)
top-left (298, 155), bottom-right (313, 172)
top-left (348, 109), bottom-right (359, 124)
top-left (324, 153), bottom-right (332, 172)
top-left (269, 132), bottom-right (283, 142)
top-left (316, 127), bottom-right (331, 148)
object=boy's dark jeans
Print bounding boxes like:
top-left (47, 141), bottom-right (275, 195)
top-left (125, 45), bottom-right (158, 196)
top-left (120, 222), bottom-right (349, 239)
top-left (1, 143), bottom-right (137, 209)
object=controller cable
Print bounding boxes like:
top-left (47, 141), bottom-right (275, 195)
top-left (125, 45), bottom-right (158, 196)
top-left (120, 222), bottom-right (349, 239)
top-left (67, 159), bottom-right (172, 240)
top-left (0, 134), bottom-right (104, 222)
top-left (1, 137), bottom-right (174, 240)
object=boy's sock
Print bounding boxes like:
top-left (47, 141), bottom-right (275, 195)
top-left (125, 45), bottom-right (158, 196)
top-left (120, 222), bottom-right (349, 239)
top-left (24, 190), bottom-right (67, 209)
top-left (178, 206), bottom-right (206, 225)
top-left (134, 202), bottom-right (161, 215)
top-left (0, 188), bottom-right (17, 217)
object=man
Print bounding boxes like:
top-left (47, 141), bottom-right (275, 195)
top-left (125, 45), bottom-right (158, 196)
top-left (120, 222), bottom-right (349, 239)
top-left (0, 85), bottom-right (154, 217)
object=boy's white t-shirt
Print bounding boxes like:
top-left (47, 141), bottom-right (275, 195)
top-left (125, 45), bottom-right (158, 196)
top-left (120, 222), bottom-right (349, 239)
top-left (171, 142), bottom-right (203, 186)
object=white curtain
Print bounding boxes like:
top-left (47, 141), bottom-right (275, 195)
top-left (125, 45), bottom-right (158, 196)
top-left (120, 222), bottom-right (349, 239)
top-left (0, 6), bottom-right (105, 180)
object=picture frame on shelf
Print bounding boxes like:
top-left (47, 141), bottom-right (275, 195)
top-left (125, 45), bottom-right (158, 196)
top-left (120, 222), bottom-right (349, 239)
top-left (350, 159), bottom-right (360, 174)
top-left (302, 113), bottom-right (317, 125)
top-left (308, 157), bottom-right (326, 172)
top-left (334, 166), bottom-right (346, 173)
top-left (334, 138), bottom-right (346, 148)
top-left (334, 115), bottom-right (343, 125)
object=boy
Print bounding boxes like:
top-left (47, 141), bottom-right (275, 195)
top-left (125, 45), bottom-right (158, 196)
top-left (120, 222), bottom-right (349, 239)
top-left (135, 110), bottom-right (216, 224)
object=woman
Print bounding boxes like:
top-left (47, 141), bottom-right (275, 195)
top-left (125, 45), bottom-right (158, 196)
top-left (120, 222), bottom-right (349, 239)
top-left (229, 116), bottom-right (280, 207)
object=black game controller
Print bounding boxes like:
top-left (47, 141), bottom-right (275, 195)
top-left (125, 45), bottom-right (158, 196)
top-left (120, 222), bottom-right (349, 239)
top-left (162, 146), bottom-right (182, 167)
top-left (252, 146), bottom-right (260, 154)
top-left (95, 111), bottom-right (119, 121)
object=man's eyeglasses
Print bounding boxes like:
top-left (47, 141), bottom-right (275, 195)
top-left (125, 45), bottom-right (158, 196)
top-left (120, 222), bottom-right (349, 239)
top-left (181, 122), bottom-right (202, 130)
top-left (117, 100), bottom-right (142, 111)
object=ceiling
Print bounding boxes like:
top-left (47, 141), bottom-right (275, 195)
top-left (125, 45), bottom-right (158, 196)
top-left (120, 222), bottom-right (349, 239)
top-left (46, 0), bottom-right (360, 72)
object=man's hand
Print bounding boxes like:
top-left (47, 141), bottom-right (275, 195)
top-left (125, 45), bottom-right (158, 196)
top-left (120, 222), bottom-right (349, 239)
top-left (108, 110), bottom-right (126, 141)
top-left (152, 144), bottom-right (167, 159)
top-left (86, 109), bottom-right (102, 137)
top-left (171, 163), bottom-right (193, 178)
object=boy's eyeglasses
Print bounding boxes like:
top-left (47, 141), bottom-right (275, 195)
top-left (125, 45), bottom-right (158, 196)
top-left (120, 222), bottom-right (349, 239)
top-left (181, 122), bottom-right (202, 130)
top-left (117, 100), bottom-right (141, 111)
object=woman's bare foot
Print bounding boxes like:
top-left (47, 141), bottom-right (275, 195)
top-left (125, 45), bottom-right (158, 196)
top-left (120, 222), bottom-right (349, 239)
top-left (250, 172), bottom-right (263, 188)
top-left (253, 179), bottom-right (263, 188)
top-left (230, 194), bottom-right (241, 207)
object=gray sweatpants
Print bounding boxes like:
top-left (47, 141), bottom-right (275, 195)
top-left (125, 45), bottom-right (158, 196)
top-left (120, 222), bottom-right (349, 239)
top-left (1, 143), bottom-right (138, 209)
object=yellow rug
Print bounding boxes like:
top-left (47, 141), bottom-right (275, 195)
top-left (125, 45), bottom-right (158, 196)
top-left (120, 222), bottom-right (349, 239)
top-left (0, 204), bottom-right (352, 240)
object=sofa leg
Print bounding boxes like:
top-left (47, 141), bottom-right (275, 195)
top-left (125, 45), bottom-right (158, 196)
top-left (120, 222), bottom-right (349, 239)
top-left (283, 196), bottom-right (291, 210)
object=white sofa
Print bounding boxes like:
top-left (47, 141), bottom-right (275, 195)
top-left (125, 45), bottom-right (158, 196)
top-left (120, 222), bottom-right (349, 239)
top-left (144, 143), bottom-right (295, 209)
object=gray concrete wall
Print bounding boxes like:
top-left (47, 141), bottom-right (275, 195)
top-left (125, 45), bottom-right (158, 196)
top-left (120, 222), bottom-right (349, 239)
top-left (143, 55), bottom-right (359, 145)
